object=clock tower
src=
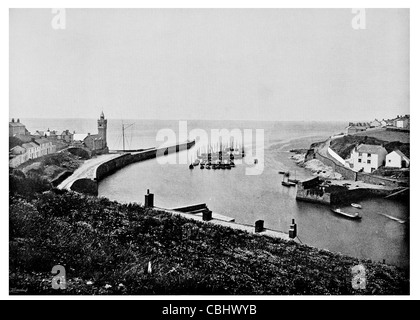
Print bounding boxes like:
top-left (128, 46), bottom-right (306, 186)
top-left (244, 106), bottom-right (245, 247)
top-left (98, 111), bottom-right (107, 148)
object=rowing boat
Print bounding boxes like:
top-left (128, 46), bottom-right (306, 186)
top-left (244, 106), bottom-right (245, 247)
top-left (331, 208), bottom-right (362, 220)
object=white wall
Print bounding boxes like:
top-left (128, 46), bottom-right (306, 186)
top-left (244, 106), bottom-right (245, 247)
top-left (327, 147), bottom-right (346, 166)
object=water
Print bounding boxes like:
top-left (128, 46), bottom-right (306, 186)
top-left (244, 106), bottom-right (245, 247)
top-left (21, 118), bottom-right (409, 268)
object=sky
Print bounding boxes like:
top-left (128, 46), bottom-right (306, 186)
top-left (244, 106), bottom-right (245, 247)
top-left (9, 8), bottom-right (409, 121)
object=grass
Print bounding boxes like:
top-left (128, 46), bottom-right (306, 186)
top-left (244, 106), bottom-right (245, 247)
top-left (9, 189), bottom-right (409, 295)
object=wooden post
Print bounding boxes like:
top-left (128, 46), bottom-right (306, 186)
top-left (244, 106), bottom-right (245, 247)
top-left (145, 189), bottom-right (154, 207)
top-left (289, 219), bottom-right (297, 239)
top-left (202, 210), bottom-right (212, 221)
top-left (255, 220), bottom-right (264, 233)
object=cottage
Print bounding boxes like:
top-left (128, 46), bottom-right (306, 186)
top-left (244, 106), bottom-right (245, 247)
top-left (22, 142), bottom-right (41, 160)
top-left (346, 124), bottom-right (368, 135)
top-left (348, 144), bottom-right (388, 173)
top-left (370, 119), bottom-right (381, 128)
top-left (394, 115), bottom-right (410, 129)
top-left (386, 150), bottom-right (410, 168)
top-left (60, 130), bottom-right (74, 143)
top-left (34, 138), bottom-right (56, 156)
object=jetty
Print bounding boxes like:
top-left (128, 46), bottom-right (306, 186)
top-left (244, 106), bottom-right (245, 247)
top-left (172, 203), bottom-right (235, 222)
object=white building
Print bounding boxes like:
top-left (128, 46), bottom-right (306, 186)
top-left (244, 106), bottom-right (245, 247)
top-left (9, 139), bottom-right (57, 168)
top-left (348, 144), bottom-right (388, 173)
top-left (393, 116), bottom-right (410, 129)
top-left (386, 150), bottom-right (410, 168)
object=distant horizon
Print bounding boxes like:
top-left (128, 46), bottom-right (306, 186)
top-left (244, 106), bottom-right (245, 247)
top-left (10, 9), bottom-right (409, 122)
top-left (12, 116), bottom-right (375, 123)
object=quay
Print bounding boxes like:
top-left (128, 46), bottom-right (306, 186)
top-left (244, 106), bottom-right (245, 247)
top-left (296, 176), bottom-right (405, 205)
top-left (157, 206), bottom-right (293, 242)
top-left (57, 140), bottom-right (195, 195)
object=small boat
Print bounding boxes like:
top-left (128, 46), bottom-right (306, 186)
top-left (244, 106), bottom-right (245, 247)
top-left (278, 171), bottom-right (286, 174)
top-left (288, 170), bottom-right (299, 184)
top-left (351, 203), bottom-right (362, 209)
top-left (200, 164), bottom-right (205, 169)
top-left (282, 181), bottom-right (296, 187)
top-left (193, 159), bottom-right (200, 166)
top-left (331, 208), bottom-right (362, 220)
top-left (282, 172), bottom-right (295, 187)
top-left (189, 163), bottom-right (194, 170)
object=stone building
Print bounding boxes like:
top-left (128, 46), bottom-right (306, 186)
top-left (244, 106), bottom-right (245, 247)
top-left (9, 118), bottom-right (28, 137)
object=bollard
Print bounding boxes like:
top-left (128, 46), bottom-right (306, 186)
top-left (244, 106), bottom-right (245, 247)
top-left (202, 210), bottom-right (212, 221)
top-left (289, 219), bottom-right (297, 239)
top-left (255, 220), bottom-right (264, 233)
top-left (145, 189), bottom-right (154, 207)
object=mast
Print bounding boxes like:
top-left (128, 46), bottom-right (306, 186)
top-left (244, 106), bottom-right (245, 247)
top-left (122, 122), bottom-right (125, 152)
top-left (121, 121), bottom-right (135, 152)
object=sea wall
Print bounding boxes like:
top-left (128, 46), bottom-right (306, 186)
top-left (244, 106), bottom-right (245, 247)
top-left (69, 141), bottom-right (195, 196)
top-left (296, 184), bottom-right (395, 205)
top-left (296, 187), bottom-right (331, 204)
top-left (314, 151), bottom-right (357, 180)
top-left (71, 178), bottom-right (99, 196)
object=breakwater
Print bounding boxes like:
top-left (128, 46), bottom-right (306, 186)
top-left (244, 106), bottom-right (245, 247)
top-left (58, 140), bottom-right (195, 196)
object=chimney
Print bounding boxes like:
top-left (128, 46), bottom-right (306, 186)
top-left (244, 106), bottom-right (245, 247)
top-left (88, 133), bottom-right (90, 136)
top-left (11, 118), bottom-right (14, 123)
top-left (17, 119), bottom-right (20, 123)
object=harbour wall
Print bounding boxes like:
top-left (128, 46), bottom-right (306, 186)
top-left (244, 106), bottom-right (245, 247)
top-left (69, 141), bottom-right (195, 196)
top-left (296, 184), bottom-right (395, 205)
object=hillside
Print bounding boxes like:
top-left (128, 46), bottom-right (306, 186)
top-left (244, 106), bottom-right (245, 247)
top-left (9, 189), bottom-right (409, 295)
top-left (330, 135), bottom-right (410, 160)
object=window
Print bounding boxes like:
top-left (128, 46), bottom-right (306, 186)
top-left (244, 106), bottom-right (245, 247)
top-left (358, 159), bottom-right (362, 163)
top-left (389, 159), bottom-right (391, 162)
top-left (359, 152), bottom-right (363, 157)
top-left (367, 153), bottom-right (371, 157)
top-left (367, 160), bottom-right (371, 164)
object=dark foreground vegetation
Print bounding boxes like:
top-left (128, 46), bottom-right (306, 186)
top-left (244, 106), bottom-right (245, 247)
top-left (10, 186), bottom-right (409, 295)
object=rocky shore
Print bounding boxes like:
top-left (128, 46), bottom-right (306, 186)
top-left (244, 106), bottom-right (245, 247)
top-left (290, 153), bottom-right (343, 180)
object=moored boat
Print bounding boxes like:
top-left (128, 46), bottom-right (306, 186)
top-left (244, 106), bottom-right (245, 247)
top-left (351, 203), bottom-right (362, 209)
top-left (282, 181), bottom-right (296, 187)
top-left (331, 208), bottom-right (362, 220)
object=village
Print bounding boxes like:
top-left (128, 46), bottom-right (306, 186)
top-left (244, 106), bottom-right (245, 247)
top-left (293, 114), bottom-right (410, 206)
top-left (9, 112), bottom-right (109, 168)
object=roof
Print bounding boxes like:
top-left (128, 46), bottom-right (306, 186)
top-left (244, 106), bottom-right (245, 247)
top-left (356, 144), bottom-right (387, 154)
top-left (389, 150), bottom-right (410, 161)
top-left (22, 142), bottom-right (39, 150)
top-left (34, 138), bottom-right (51, 145)
top-left (73, 133), bottom-right (89, 141)
top-left (9, 122), bottom-right (25, 127)
top-left (84, 134), bottom-right (102, 141)
top-left (11, 145), bottom-right (25, 152)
